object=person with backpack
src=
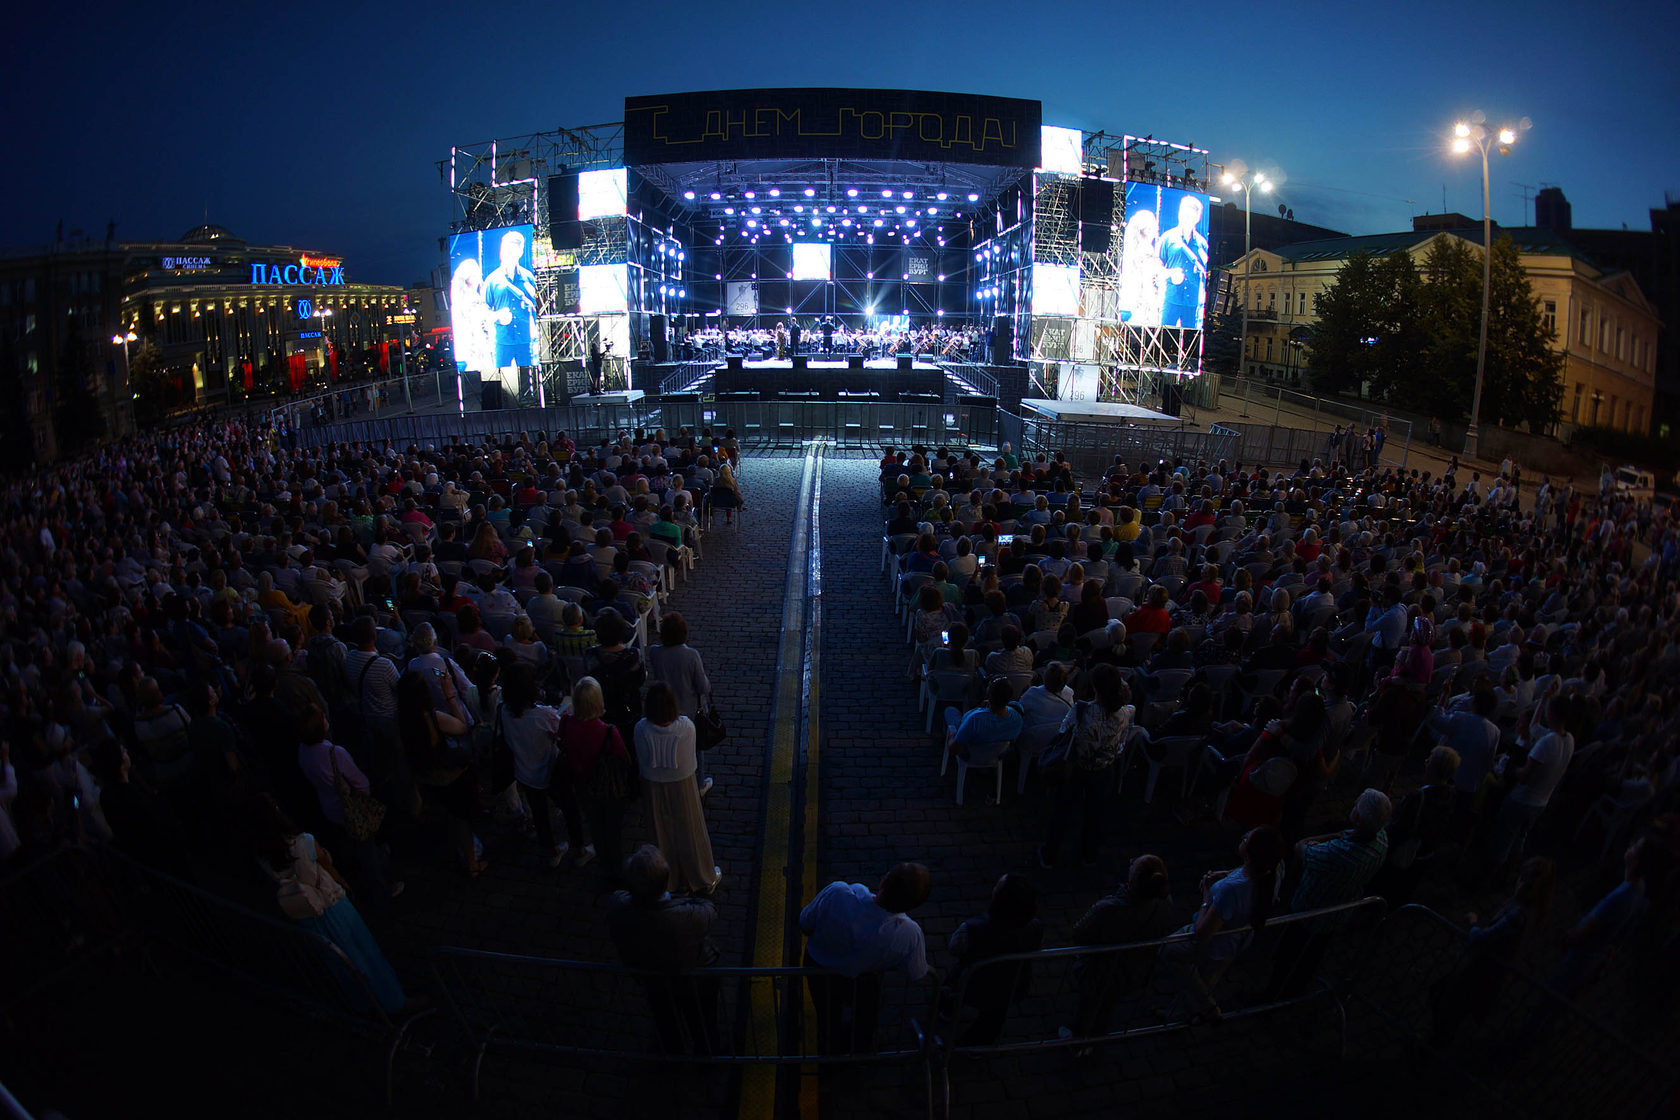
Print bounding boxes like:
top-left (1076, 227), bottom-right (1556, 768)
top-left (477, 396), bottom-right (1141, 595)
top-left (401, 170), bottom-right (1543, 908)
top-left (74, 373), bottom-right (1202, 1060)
top-left (585, 609), bottom-right (645, 746)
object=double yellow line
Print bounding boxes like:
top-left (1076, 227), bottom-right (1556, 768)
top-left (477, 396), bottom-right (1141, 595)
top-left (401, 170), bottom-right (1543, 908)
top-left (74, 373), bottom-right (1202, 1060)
top-left (740, 442), bottom-right (826, 1120)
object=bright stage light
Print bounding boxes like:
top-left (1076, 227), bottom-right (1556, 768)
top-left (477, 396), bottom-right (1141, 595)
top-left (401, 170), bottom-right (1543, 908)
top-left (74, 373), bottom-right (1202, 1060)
top-left (683, 190), bottom-right (696, 200)
top-left (769, 188), bottom-right (781, 197)
top-left (857, 205), bottom-right (867, 213)
top-left (806, 188), bottom-right (818, 197)
top-left (895, 205), bottom-right (906, 214)
top-left (746, 219), bottom-right (758, 228)
top-left (936, 192), bottom-right (948, 200)
top-left (903, 191), bottom-right (914, 199)
top-left (841, 218), bottom-right (853, 226)
top-left (882, 189), bottom-right (893, 198)
top-left (779, 218), bottom-right (789, 227)
top-left (710, 191), bottom-right (721, 200)
top-left (873, 218), bottom-right (883, 226)
top-left (744, 191), bottom-right (755, 199)
top-left (968, 193), bottom-right (980, 202)
top-left (724, 207), bottom-right (735, 215)
top-left (826, 205), bottom-right (836, 213)
top-left (846, 188), bottom-right (858, 197)
top-left (678, 289), bottom-right (685, 298)
top-left (794, 205), bottom-right (804, 213)
top-left (906, 218), bottom-right (917, 226)
top-left (750, 206), bottom-right (761, 214)
top-left (811, 217), bottom-right (821, 226)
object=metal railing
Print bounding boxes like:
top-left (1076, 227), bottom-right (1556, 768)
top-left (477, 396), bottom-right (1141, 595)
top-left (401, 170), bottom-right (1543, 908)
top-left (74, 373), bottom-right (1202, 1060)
top-left (1003, 409), bottom-right (1241, 477)
top-left (3, 847), bottom-right (434, 1105)
top-left (1345, 903), bottom-right (1680, 1119)
top-left (1218, 375), bottom-right (1413, 471)
top-left (268, 370), bottom-right (450, 429)
top-left (429, 947), bottom-right (933, 1100)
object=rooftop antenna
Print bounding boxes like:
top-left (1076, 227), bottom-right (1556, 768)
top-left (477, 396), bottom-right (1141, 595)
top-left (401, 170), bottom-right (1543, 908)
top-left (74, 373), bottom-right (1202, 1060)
top-left (1514, 182), bottom-right (1537, 224)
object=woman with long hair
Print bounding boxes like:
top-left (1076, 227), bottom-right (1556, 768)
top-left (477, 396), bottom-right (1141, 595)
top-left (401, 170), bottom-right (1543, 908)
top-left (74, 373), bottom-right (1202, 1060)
top-left (633, 682), bottom-right (719, 895)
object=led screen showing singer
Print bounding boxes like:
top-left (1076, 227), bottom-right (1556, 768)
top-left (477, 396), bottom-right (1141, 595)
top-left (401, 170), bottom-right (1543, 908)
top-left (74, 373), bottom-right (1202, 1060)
top-left (1118, 182), bottom-right (1209, 330)
top-left (448, 224), bottom-right (537, 372)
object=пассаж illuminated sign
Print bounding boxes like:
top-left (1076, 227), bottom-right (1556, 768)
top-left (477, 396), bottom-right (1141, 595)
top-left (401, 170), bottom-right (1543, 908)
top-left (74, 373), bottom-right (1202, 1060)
top-left (251, 255), bottom-right (346, 286)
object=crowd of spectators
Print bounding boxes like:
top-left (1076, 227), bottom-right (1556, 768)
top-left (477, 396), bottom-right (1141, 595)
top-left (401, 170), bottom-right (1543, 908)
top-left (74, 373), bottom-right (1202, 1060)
top-left (873, 439), bottom-right (1680, 1046)
top-left (0, 416), bottom-right (746, 1012)
top-left (5, 411), bottom-right (1680, 1070)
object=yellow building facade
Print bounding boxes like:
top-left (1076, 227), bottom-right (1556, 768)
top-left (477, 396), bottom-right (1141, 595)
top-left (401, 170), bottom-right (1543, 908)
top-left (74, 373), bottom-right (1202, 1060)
top-left (1225, 225), bottom-right (1661, 434)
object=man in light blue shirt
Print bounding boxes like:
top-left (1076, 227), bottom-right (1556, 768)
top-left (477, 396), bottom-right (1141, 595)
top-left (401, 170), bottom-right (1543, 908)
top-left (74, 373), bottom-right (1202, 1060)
top-left (800, 863), bottom-right (932, 1053)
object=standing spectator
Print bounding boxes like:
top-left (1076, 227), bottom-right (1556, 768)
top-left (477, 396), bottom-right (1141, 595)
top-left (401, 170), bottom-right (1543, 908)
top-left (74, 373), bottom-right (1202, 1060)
top-left (607, 844), bottom-right (721, 1055)
top-left (943, 873), bottom-right (1044, 1044)
top-left (633, 683), bottom-right (718, 895)
top-left (500, 664), bottom-right (583, 868)
top-left (799, 862), bottom-right (933, 1053)
top-left (558, 676), bottom-right (631, 883)
top-left (1267, 788), bottom-right (1391, 997)
top-left (646, 613), bottom-right (714, 796)
top-left (1065, 855), bottom-right (1184, 1045)
top-left (1487, 694), bottom-right (1576, 867)
top-left (296, 705), bottom-right (400, 902)
top-left (396, 671), bottom-right (486, 877)
top-left (1039, 664), bottom-right (1134, 868)
top-left (1162, 826), bottom-right (1286, 1020)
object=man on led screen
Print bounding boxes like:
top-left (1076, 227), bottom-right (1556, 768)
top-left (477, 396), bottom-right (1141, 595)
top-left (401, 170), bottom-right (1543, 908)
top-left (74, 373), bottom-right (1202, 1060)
top-left (1157, 195), bottom-right (1208, 329)
top-left (483, 229), bottom-right (538, 369)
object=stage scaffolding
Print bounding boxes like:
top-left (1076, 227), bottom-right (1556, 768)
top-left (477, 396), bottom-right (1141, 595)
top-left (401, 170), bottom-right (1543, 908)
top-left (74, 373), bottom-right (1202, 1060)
top-left (440, 114), bottom-right (1211, 406)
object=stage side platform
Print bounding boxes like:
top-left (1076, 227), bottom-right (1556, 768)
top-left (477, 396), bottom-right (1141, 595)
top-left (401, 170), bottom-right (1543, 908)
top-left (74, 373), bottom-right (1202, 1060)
top-left (1019, 398), bottom-right (1177, 424)
top-left (703, 359), bottom-right (947, 402)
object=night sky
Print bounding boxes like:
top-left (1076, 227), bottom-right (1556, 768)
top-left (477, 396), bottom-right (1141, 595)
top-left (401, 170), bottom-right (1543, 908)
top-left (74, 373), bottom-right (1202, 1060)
top-left (6, 0), bottom-right (1676, 285)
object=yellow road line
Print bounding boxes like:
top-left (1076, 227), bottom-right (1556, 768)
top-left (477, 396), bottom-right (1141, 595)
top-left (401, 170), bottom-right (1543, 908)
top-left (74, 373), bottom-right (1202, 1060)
top-left (798, 447), bottom-right (826, 1119)
top-left (739, 443), bottom-right (821, 1120)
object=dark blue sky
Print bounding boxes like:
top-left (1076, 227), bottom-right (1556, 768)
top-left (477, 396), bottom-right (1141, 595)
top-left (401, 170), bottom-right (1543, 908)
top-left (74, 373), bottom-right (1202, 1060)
top-left (7, 0), bottom-right (1676, 285)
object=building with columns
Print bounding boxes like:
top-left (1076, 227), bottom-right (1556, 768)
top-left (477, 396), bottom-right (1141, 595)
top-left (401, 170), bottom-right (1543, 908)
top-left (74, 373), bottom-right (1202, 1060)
top-left (1223, 218), bottom-right (1661, 435)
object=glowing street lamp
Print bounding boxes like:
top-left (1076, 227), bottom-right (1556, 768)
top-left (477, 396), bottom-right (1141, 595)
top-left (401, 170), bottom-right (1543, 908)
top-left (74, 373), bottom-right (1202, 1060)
top-left (1450, 110), bottom-right (1530, 458)
top-left (1221, 162), bottom-right (1276, 413)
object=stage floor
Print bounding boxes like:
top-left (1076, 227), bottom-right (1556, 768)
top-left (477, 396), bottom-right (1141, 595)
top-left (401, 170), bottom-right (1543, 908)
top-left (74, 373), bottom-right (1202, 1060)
top-left (1019, 398), bottom-right (1176, 424)
top-left (717, 358), bottom-right (943, 372)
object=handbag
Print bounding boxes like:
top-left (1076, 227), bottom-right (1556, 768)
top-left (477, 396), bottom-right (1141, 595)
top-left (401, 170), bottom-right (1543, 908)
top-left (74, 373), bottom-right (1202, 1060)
top-left (694, 701), bottom-right (727, 753)
top-left (1037, 701), bottom-right (1087, 773)
top-left (577, 720), bottom-right (636, 801)
top-left (330, 749), bottom-right (386, 841)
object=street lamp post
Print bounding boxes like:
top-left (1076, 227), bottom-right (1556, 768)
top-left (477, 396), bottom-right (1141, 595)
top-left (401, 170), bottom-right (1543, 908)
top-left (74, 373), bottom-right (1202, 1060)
top-left (1220, 165), bottom-right (1273, 418)
top-left (110, 329), bottom-right (137, 433)
top-left (1451, 111), bottom-right (1528, 459)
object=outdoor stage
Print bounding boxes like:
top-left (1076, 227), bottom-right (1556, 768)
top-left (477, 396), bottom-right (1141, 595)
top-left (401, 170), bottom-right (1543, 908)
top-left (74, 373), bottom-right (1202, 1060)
top-left (1019, 398), bottom-right (1177, 425)
top-left (707, 358), bottom-right (947, 401)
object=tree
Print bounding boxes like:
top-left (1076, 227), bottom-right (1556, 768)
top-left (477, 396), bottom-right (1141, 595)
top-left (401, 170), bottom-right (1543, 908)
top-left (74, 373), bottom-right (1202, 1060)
top-left (0, 335), bottom-right (37, 472)
top-left (52, 323), bottom-right (106, 457)
top-left (1479, 235), bottom-right (1565, 431)
top-left (1202, 300), bottom-right (1244, 379)
top-left (1303, 252), bottom-right (1388, 397)
top-left (127, 341), bottom-right (166, 429)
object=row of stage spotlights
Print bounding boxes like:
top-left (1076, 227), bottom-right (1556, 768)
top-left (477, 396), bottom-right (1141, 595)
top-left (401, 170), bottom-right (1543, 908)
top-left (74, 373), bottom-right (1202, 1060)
top-left (684, 187), bottom-right (982, 204)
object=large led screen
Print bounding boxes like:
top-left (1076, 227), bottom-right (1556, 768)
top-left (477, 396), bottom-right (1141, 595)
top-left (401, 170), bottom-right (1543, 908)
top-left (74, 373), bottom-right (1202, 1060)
top-left (1038, 126), bottom-right (1084, 175)
top-left (1031, 262), bottom-right (1081, 317)
top-left (1118, 182), bottom-right (1210, 330)
top-left (579, 263), bottom-right (629, 315)
top-left (449, 224), bottom-right (537, 372)
top-left (577, 168), bottom-right (628, 221)
top-left (790, 242), bottom-right (832, 281)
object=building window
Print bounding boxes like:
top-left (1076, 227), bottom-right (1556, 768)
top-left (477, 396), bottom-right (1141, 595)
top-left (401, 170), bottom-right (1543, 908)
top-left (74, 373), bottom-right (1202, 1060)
top-left (1542, 300), bottom-right (1556, 336)
top-left (1283, 292), bottom-right (1292, 316)
top-left (1600, 319), bottom-right (1611, 352)
top-left (1580, 306), bottom-right (1591, 345)
top-left (1617, 328), bottom-right (1626, 362)
top-left (1571, 383), bottom-right (1583, 423)
top-left (1636, 405), bottom-right (1645, 433)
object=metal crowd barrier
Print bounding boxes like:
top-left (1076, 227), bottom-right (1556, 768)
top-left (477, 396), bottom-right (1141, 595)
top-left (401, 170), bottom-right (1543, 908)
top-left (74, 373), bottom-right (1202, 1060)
top-left (21, 848), bottom-right (435, 1106)
top-left (1344, 903), bottom-right (1680, 1119)
top-left (428, 947), bottom-right (933, 1100)
top-left (1004, 410), bottom-right (1241, 476)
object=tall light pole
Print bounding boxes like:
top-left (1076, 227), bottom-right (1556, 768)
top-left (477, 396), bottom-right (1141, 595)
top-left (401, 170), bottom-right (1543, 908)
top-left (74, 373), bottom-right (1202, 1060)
top-left (1451, 111), bottom-right (1528, 458)
top-left (111, 329), bottom-right (137, 433)
top-left (314, 307), bottom-right (334, 383)
top-left (1221, 165), bottom-right (1273, 416)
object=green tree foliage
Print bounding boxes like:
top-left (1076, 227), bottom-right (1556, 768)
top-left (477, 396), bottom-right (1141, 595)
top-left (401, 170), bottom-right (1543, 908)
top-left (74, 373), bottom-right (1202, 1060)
top-left (0, 335), bottom-right (38, 472)
top-left (128, 341), bottom-right (166, 429)
top-left (1202, 300), bottom-right (1244, 378)
top-left (1304, 234), bottom-right (1565, 431)
top-left (52, 324), bottom-right (107, 457)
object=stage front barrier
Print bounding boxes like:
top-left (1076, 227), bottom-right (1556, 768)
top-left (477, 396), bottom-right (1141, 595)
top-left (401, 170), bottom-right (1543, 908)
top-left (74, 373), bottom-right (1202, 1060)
top-left (1344, 904), bottom-right (1679, 1119)
top-left (1004, 410), bottom-right (1240, 477)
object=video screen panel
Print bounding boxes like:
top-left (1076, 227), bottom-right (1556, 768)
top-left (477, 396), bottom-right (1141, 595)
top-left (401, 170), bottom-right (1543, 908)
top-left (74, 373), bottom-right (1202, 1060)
top-left (1031, 262), bottom-right (1081, 317)
top-left (1038, 126), bottom-right (1084, 175)
top-left (579, 263), bottom-right (629, 315)
top-left (577, 168), bottom-right (628, 221)
top-left (1118, 182), bottom-right (1210, 329)
top-left (790, 242), bottom-right (831, 281)
top-left (448, 224), bottom-right (537, 372)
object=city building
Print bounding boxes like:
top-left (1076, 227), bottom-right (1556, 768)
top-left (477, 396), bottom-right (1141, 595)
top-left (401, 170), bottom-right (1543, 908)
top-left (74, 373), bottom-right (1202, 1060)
top-left (0, 225), bottom-right (416, 460)
top-left (1224, 217), bottom-right (1662, 434)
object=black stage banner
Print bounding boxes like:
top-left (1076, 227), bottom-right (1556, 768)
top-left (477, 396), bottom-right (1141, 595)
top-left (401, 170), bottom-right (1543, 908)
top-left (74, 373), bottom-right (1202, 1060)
top-left (624, 88), bottom-right (1042, 168)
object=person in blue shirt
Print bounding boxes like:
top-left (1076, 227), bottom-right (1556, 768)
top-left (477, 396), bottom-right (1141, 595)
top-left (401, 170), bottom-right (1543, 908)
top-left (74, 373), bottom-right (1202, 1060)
top-left (799, 862), bottom-right (932, 1053)
top-left (1157, 195), bottom-right (1208, 328)
top-left (944, 677), bottom-right (1025, 772)
top-left (482, 229), bottom-right (537, 370)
